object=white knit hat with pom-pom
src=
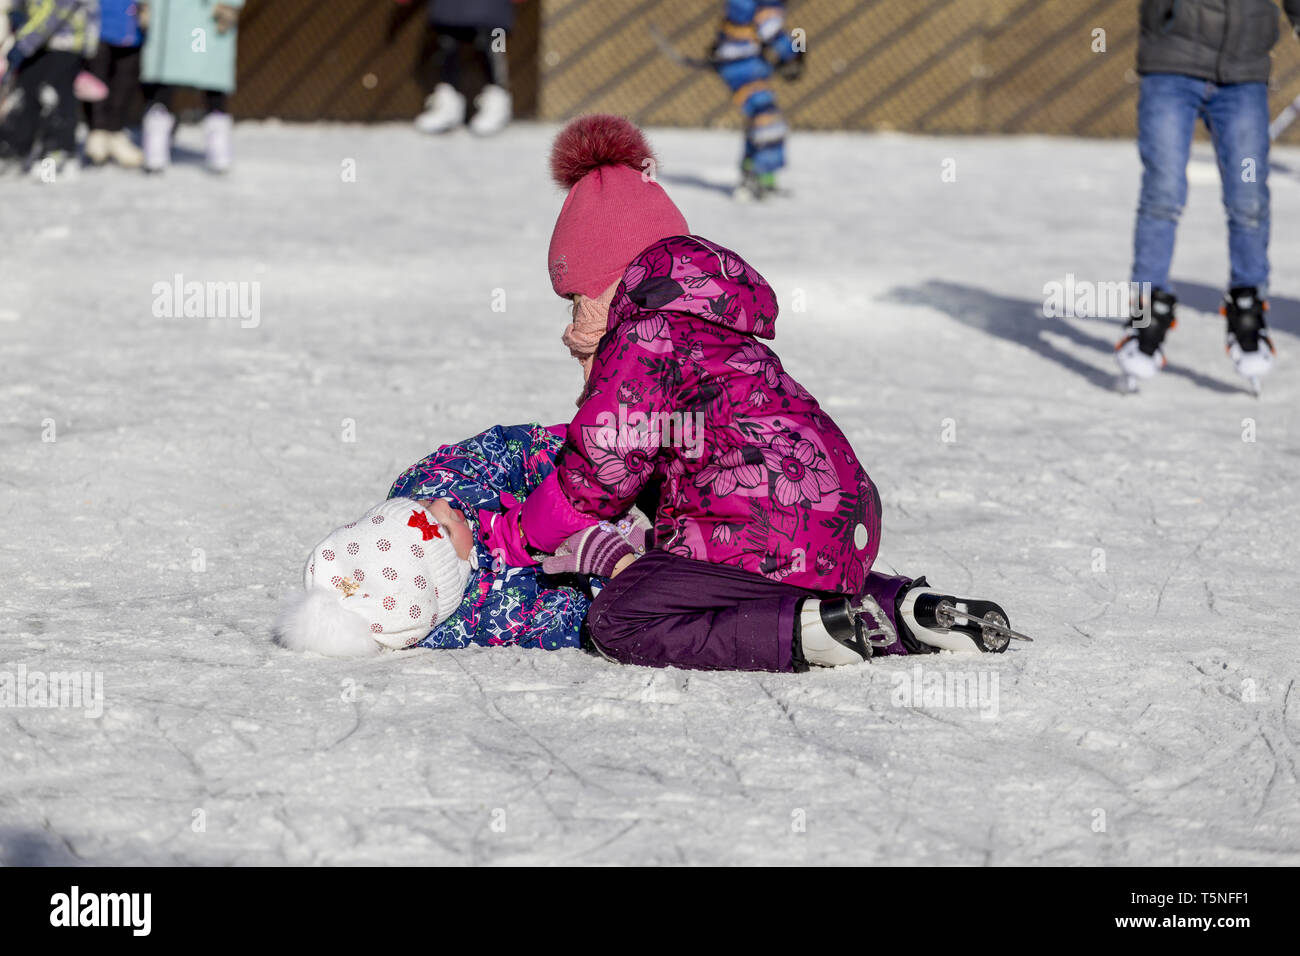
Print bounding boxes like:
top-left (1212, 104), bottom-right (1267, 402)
top-left (276, 498), bottom-right (472, 656)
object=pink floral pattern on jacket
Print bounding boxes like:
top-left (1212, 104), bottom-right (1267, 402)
top-left (547, 235), bottom-right (880, 595)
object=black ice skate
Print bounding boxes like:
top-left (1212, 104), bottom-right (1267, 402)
top-left (1115, 289), bottom-right (1177, 392)
top-left (898, 578), bottom-right (1032, 653)
top-left (1220, 286), bottom-right (1275, 396)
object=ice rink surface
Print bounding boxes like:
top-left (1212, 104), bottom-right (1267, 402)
top-left (1, 121), bottom-right (1297, 864)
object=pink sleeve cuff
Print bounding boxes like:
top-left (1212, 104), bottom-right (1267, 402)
top-left (477, 501), bottom-right (535, 567)
top-left (521, 470), bottom-right (600, 554)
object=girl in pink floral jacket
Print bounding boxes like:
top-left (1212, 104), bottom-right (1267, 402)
top-left (479, 115), bottom-right (1021, 671)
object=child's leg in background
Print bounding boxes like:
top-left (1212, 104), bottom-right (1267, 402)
top-left (432, 24), bottom-right (476, 94)
top-left (89, 45), bottom-right (143, 133)
top-left (141, 82), bottom-right (174, 112)
top-left (140, 83), bottom-right (176, 172)
top-left (414, 23), bottom-right (474, 133)
top-left (141, 84), bottom-right (226, 118)
top-left (469, 26), bottom-right (509, 92)
top-left (201, 89), bottom-right (233, 172)
top-left (1203, 81), bottom-right (1271, 293)
top-left (586, 550), bottom-right (813, 672)
top-left (464, 25), bottom-right (511, 134)
top-left (98, 45), bottom-right (142, 133)
top-left (9, 50), bottom-right (80, 157)
top-left (204, 90), bottom-right (230, 115)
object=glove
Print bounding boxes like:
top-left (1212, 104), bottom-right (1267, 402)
top-left (616, 507), bottom-right (653, 553)
top-left (214, 3), bottom-right (239, 34)
top-left (541, 521), bottom-right (638, 578)
top-left (775, 49), bottom-right (805, 82)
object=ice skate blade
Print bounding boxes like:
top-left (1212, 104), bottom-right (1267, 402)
top-left (936, 601), bottom-right (1034, 643)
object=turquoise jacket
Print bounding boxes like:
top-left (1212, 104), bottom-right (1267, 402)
top-left (140, 0), bottom-right (242, 93)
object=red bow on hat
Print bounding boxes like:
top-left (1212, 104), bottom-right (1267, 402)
top-left (408, 510), bottom-right (443, 540)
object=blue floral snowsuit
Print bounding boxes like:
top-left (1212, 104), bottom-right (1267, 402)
top-left (388, 423), bottom-right (591, 650)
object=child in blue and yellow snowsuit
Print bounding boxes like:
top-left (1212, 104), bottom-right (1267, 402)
top-left (711, 0), bottom-right (804, 198)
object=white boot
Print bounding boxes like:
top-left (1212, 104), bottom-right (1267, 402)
top-left (469, 84), bottom-right (512, 136)
top-left (84, 129), bottom-right (110, 165)
top-left (798, 599), bottom-right (874, 667)
top-left (106, 130), bottom-right (144, 169)
top-left (142, 103), bottom-right (175, 173)
top-left (415, 83), bottom-right (466, 134)
top-left (203, 111), bottom-right (233, 173)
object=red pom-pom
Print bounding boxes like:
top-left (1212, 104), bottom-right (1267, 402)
top-left (550, 114), bottom-right (655, 189)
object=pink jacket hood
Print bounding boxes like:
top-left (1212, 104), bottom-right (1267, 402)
top-left (610, 235), bottom-right (778, 341)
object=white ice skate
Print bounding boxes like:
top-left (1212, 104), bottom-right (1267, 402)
top-left (469, 84), bottom-right (512, 136)
top-left (415, 83), bottom-right (466, 134)
top-left (1114, 337), bottom-right (1165, 392)
top-left (142, 103), bottom-right (175, 174)
top-left (204, 111), bottom-right (233, 174)
top-left (797, 595), bottom-right (897, 667)
top-left (899, 581), bottom-right (1031, 654)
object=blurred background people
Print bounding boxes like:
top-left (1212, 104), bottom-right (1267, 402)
top-left (411, 0), bottom-right (518, 136)
top-left (138, 0), bottom-right (241, 173)
top-left (0, 0), bottom-right (99, 178)
top-left (710, 0), bottom-right (804, 199)
top-left (1117, 0), bottom-right (1300, 392)
top-left (84, 0), bottom-right (143, 167)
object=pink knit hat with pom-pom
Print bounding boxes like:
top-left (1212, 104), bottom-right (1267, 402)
top-left (547, 114), bottom-right (690, 299)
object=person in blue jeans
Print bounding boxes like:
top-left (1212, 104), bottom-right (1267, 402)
top-left (1118, 0), bottom-right (1300, 392)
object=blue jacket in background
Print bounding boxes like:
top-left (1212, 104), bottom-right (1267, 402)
top-left (99, 0), bottom-right (142, 47)
top-left (388, 422), bottom-right (591, 651)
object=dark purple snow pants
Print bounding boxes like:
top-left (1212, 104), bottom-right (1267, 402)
top-left (585, 550), bottom-right (913, 673)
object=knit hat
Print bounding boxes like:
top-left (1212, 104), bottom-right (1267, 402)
top-left (276, 498), bottom-right (472, 656)
top-left (547, 114), bottom-right (690, 299)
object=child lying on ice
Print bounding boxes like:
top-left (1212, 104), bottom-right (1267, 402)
top-left (275, 422), bottom-right (645, 657)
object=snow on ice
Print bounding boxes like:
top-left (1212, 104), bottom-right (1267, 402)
top-left (1, 122), bottom-right (1297, 864)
